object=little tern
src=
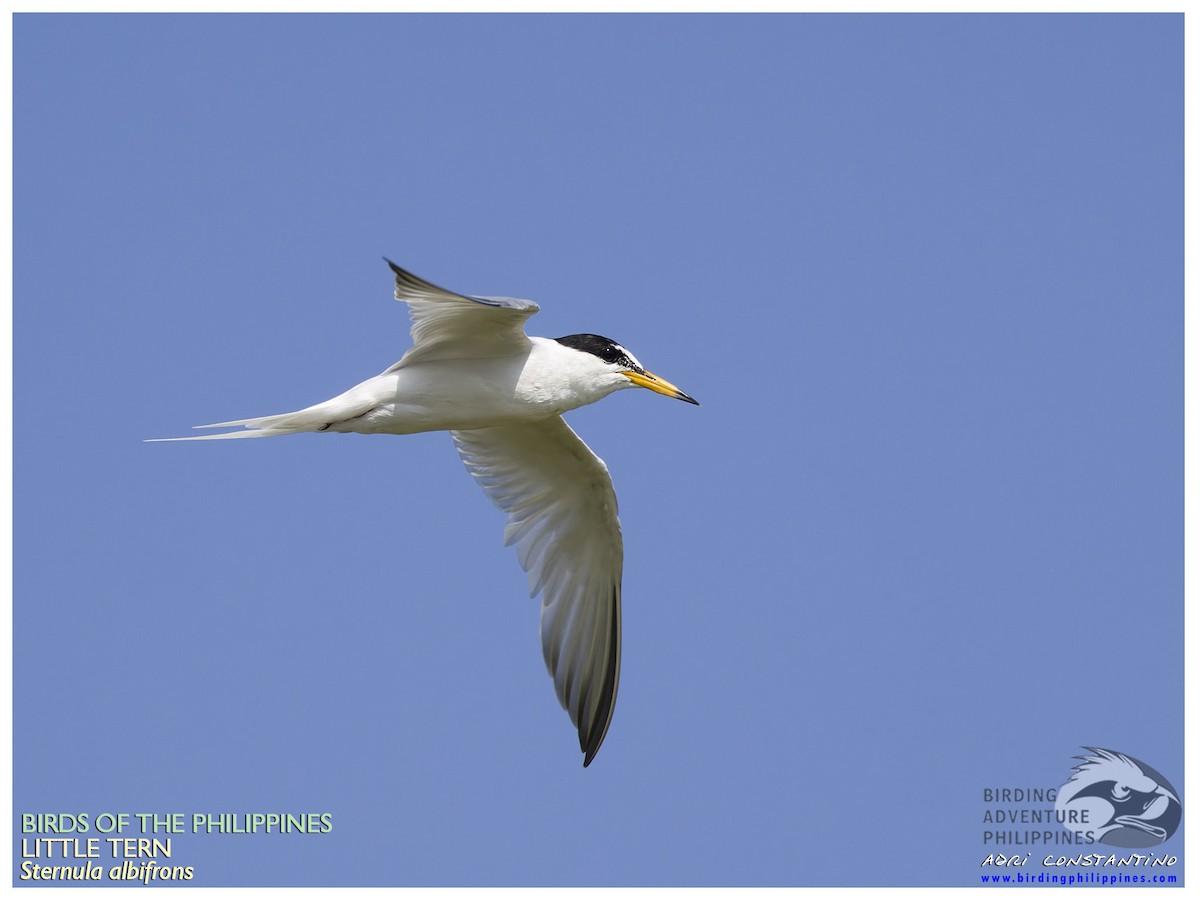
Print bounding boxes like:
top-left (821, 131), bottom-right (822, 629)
top-left (158, 260), bottom-right (698, 766)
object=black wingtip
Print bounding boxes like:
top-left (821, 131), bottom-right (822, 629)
top-left (581, 724), bottom-right (603, 766)
top-left (578, 587), bottom-right (621, 770)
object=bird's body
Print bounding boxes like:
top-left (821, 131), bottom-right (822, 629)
top-left (246, 337), bottom-right (631, 437)
top-left (156, 261), bottom-right (697, 767)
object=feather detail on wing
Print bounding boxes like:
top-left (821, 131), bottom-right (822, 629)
top-left (451, 418), bottom-right (622, 767)
top-left (383, 259), bottom-right (539, 370)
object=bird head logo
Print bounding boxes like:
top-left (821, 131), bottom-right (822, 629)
top-left (1055, 747), bottom-right (1181, 848)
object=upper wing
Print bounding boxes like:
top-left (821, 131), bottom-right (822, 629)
top-left (451, 418), bottom-right (622, 767)
top-left (383, 260), bottom-right (539, 371)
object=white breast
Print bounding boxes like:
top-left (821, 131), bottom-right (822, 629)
top-left (331, 338), bottom-right (628, 435)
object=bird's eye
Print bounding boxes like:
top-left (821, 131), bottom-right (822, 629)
top-left (1111, 784), bottom-right (1131, 801)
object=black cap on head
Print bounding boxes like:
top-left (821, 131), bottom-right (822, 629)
top-left (555, 334), bottom-right (644, 373)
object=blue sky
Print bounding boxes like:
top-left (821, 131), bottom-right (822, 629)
top-left (13, 13), bottom-right (1183, 887)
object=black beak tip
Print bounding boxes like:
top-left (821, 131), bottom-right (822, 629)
top-left (679, 392), bottom-right (700, 406)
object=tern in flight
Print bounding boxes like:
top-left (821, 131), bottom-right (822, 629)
top-left (157, 260), bottom-right (698, 766)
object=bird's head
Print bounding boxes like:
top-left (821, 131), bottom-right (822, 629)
top-left (1056, 748), bottom-right (1182, 847)
top-left (554, 333), bottom-right (699, 406)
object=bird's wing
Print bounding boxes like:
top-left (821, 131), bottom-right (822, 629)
top-left (451, 418), bottom-right (622, 767)
top-left (383, 259), bottom-right (540, 370)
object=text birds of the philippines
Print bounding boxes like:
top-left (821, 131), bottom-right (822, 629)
top-left (154, 260), bottom-right (698, 766)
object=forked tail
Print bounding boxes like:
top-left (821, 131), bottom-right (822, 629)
top-left (148, 398), bottom-right (366, 442)
top-left (147, 410), bottom-right (327, 441)
top-left (149, 378), bottom-right (386, 442)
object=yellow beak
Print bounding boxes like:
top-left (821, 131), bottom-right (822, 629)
top-left (622, 370), bottom-right (699, 405)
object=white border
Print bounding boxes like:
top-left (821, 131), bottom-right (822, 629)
top-left (3, 5), bottom-right (1191, 898)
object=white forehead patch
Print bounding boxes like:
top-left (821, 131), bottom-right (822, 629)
top-left (615, 344), bottom-right (643, 371)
